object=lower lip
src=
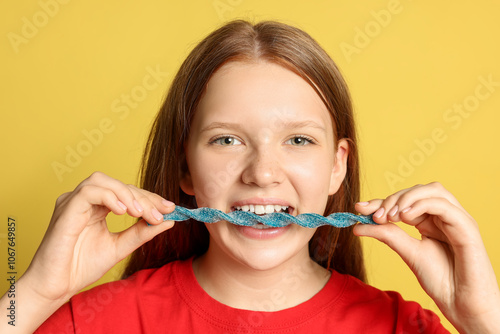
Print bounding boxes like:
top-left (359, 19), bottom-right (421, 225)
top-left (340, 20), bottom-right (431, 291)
top-left (235, 223), bottom-right (291, 240)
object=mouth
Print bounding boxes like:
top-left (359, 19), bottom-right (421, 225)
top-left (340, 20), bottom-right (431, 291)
top-left (229, 200), bottom-right (294, 232)
top-left (230, 204), bottom-right (292, 215)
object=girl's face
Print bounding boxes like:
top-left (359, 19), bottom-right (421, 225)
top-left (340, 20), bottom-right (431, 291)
top-left (181, 61), bottom-right (348, 271)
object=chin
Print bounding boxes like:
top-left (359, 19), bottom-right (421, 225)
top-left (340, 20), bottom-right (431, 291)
top-left (230, 243), bottom-right (308, 272)
top-left (206, 220), bottom-right (315, 272)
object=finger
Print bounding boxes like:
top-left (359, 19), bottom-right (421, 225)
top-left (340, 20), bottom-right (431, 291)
top-left (51, 192), bottom-right (75, 222)
top-left (353, 222), bottom-right (420, 270)
top-left (355, 186), bottom-right (418, 224)
top-left (399, 198), bottom-right (481, 247)
top-left (356, 199), bottom-right (449, 243)
top-left (126, 185), bottom-right (175, 226)
top-left (414, 220), bottom-right (449, 243)
top-left (391, 182), bottom-right (471, 222)
top-left (358, 182), bottom-right (470, 225)
top-left (76, 171), bottom-right (116, 189)
top-left (74, 172), bottom-right (145, 217)
top-left (355, 199), bottom-right (382, 215)
top-left (356, 197), bottom-right (405, 225)
top-left (114, 214), bottom-right (176, 261)
top-left (55, 192), bottom-right (71, 207)
top-left (64, 172), bottom-right (176, 228)
top-left (54, 185), bottom-right (128, 236)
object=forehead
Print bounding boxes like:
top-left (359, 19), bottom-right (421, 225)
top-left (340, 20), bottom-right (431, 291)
top-left (192, 61), bottom-right (333, 134)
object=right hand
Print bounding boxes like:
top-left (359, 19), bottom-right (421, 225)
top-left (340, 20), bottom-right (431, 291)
top-left (22, 171), bottom-right (176, 304)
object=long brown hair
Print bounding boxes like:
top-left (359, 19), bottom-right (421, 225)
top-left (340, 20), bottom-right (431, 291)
top-left (122, 20), bottom-right (366, 282)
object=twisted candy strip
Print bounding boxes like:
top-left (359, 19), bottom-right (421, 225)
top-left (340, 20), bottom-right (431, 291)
top-left (162, 206), bottom-right (376, 228)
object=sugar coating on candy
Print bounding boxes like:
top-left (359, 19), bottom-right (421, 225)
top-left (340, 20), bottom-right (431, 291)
top-left (162, 206), bottom-right (376, 228)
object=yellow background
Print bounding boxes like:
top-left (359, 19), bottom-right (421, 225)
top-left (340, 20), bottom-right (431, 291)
top-left (1, 1), bottom-right (499, 332)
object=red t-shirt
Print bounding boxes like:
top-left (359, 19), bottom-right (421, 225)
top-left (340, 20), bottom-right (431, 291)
top-left (36, 258), bottom-right (450, 333)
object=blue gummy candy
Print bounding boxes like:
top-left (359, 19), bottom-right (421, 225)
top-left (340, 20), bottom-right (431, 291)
top-left (162, 206), bottom-right (375, 228)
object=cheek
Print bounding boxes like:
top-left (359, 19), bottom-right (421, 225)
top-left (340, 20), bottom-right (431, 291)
top-left (286, 153), bottom-right (333, 206)
top-left (189, 151), bottom-right (241, 205)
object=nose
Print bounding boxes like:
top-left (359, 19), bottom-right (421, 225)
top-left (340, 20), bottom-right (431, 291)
top-left (241, 149), bottom-right (286, 188)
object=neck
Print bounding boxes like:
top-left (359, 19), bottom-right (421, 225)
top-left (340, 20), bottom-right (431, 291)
top-left (193, 243), bottom-right (331, 311)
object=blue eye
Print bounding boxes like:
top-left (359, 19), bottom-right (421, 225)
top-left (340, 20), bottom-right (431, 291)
top-left (211, 136), bottom-right (242, 146)
top-left (286, 136), bottom-right (314, 146)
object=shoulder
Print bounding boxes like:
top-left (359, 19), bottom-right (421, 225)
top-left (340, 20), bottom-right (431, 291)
top-left (75, 259), bottom-right (178, 302)
top-left (331, 271), bottom-right (450, 333)
top-left (35, 260), bottom-right (187, 333)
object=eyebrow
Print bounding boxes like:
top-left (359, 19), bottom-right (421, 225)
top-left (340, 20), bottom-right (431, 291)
top-left (282, 120), bottom-right (326, 132)
top-left (200, 122), bottom-right (244, 133)
top-left (200, 120), bottom-right (326, 133)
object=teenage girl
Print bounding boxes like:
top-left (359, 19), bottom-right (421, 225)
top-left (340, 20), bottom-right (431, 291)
top-left (2, 20), bottom-right (499, 333)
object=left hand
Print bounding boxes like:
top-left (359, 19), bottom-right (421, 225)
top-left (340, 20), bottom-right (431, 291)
top-left (354, 182), bottom-right (500, 333)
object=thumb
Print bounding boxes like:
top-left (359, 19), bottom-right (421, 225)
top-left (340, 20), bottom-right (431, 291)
top-left (114, 219), bottom-right (175, 262)
top-left (354, 223), bottom-right (420, 269)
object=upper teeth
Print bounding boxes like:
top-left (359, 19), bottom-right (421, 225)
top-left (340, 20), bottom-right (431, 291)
top-left (233, 204), bottom-right (288, 214)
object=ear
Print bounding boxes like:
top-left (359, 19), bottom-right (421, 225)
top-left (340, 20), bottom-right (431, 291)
top-left (179, 171), bottom-right (195, 196)
top-left (179, 152), bottom-right (195, 196)
top-left (328, 138), bottom-right (349, 195)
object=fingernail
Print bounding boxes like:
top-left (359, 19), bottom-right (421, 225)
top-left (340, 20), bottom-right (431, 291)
top-left (374, 207), bottom-right (385, 218)
top-left (152, 208), bottom-right (163, 221)
top-left (117, 201), bottom-right (127, 211)
top-left (133, 200), bottom-right (143, 212)
top-left (389, 205), bottom-right (398, 216)
top-left (402, 207), bottom-right (412, 213)
top-left (162, 199), bottom-right (175, 207)
top-left (357, 201), bottom-right (369, 206)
